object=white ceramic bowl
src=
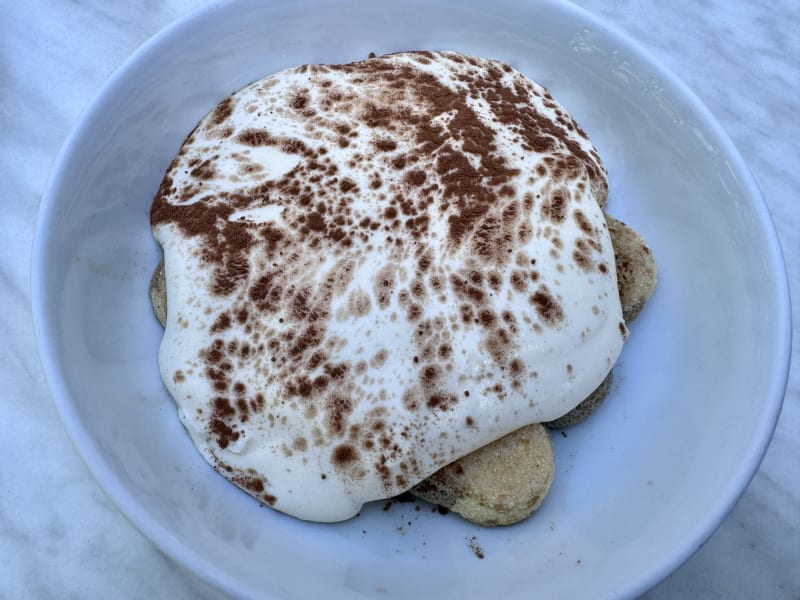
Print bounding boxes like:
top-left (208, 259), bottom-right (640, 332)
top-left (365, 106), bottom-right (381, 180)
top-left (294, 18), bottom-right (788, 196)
top-left (32, 1), bottom-right (791, 598)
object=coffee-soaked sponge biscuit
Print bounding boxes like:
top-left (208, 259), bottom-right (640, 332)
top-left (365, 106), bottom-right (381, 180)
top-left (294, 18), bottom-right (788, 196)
top-left (606, 213), bottom-right (658, 323)
top-left (150, 259), bottom-right (167, 328)
top-left (410, 424), bottom-right (554, 526)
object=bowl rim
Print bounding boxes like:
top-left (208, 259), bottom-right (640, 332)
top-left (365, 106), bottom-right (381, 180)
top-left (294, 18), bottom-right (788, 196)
top-left (30, 0), bottom-right (792, 598)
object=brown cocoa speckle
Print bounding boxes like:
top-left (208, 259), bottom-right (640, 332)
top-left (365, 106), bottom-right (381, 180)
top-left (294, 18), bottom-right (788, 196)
top-left (209, 418), bottom-right (238, 449)
top-left (510, 269), bottom-right (528, 293)
top-left (374, 138), bottom-right (397, 152)
top-left (325, 394), bottom-right (353, 437)
top-left (426, 392), bottom-right (457, 411)
top-left (405, 169), bottom-right (426, 186)
top-left (332, 444), bottom-right (359, 468)
top-left (573, 209), bottom-right (594, 235)
top-left (307, 211), bottom-right (326, 231)
top-left (210, 312), bottom-right (232, 333)
top-left (530, 285), bottom-right (565, 326)
top-left (402, 388), bottom-right (419, 411)
top-left (210, 97), bottom-right (233, 125)
top-left (540, 187), bottom-right (568, 223)
top-left (374, 264), bottom-right (396, 309)
top-left (233, 474), bottom-right (265, 493)
top-left (290, 91), bottom-right (309, 110)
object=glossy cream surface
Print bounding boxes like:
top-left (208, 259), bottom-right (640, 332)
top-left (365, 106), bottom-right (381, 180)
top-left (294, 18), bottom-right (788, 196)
top-left (150, 51), bottom-right (625, 521)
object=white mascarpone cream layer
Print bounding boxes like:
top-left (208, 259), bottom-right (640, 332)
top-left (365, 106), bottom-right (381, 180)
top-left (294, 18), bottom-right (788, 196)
top-left (150, 51), bottom-right (626, 522)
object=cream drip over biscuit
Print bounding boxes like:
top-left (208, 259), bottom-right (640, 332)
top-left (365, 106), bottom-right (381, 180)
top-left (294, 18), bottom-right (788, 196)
top-left (150, 51), bottom-right (626, 522)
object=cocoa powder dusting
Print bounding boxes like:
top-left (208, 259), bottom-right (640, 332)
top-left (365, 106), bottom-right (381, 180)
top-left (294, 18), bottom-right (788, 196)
top-left (332, 444), bottom-right (359, 468)
top-left (530, 285), bottom-right (565, 326)
top-left (210, 97), bottom-right (233, 125)
top-left (151, 50), bottom-right (613, 510)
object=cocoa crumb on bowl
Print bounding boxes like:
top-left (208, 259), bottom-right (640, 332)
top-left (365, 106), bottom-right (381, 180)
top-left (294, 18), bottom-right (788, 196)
top-left (466, 535), bottom-right (485, 559)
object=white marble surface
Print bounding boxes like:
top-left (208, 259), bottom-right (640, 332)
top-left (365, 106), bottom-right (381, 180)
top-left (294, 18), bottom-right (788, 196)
top-left (1, 0), bottom-right (797, 597)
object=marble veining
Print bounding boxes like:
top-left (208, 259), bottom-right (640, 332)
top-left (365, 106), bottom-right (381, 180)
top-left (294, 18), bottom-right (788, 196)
top-left (0, 0), bottom-right (797, 598)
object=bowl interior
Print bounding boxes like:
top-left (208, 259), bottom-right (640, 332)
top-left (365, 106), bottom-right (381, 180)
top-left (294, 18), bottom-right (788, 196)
top-left (33, 0), bottom-right (790, 598)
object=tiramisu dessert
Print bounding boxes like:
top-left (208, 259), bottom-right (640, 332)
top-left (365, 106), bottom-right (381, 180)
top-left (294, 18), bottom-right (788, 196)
top-left (149, 51), bottom-right (656, 524)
